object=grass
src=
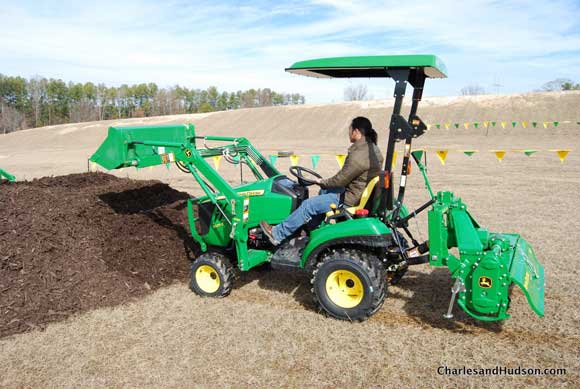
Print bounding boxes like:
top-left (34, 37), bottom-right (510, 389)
top-left (1, 121), bottom-right (580, 387)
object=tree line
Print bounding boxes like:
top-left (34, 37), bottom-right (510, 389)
top-left (0, 74), bottom-right (306, 134)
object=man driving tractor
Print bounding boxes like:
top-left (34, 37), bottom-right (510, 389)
top-left (260, 116), bottom-right (383, 245)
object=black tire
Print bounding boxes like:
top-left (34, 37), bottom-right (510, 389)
top-left (190, 252), bottom-right (234, 297)
top-left (311, 249), bottom-right (386, 321)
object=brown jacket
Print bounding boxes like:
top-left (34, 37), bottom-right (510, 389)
top-left (320, 137), bottom-right (384, 206)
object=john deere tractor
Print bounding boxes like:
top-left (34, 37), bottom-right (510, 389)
top-left (91, 55), bottom-right (544, 322)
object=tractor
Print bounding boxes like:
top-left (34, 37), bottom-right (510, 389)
top-left (90, 55), bottom-right (544, 322)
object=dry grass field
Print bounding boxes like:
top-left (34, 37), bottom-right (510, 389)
top-left (1, 91), bottom-right (579, 387)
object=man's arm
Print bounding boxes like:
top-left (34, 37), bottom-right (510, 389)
top-left (319, 157), bottom-right (364, 188)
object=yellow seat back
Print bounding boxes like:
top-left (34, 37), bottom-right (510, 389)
top-left (326, 176), bottom-right (379, 217)
top-left (345, 176), bottom-right (379, 213)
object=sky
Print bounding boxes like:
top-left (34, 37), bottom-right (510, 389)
top-left (1, 0), bottom-right (580, 103)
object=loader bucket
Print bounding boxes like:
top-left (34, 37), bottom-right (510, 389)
top-left (0, 168), bottom-right (15, 182)
top-left (90, 124), bottom-right (196, 170)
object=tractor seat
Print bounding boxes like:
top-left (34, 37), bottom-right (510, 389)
top-left (325, 176), bottom-right (379, 217)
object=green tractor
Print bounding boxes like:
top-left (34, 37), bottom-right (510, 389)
top-left (90, 55), bottom-right (544, 322)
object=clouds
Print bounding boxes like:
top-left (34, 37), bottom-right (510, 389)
top-left (1, 0), bottom-right (579, 102)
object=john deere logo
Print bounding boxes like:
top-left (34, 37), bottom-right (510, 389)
top-left (184, 149), bottom-right (192, 157)
top-left (478, 276), bottom-right (492, 288)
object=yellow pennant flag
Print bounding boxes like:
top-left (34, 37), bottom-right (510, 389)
top-left (335, 154), bottom-right (347, 168)
top-left (551, 149), bottom-right (570, 163)
top-left (463, 122), bottom-right (469, 129)
top-left (290, 154), bottom-right (300, 166)
top-left (491, 150), bottom-right (506, 162)
top-left (444, 123), bottom-right (449, 129)
top-left (500, 121), bottom-right (507, 129)
top-left (212, 155), bottom-right (222, 170)
top-left (91, 161), bottom-right (97, 172)
top-left (391, 151), bottom-right (398, 169)
top-left (436, 150), bottom-right (448, 165)
top-left (521, 121), bottom-right (528, 129)
top-left (426, 123), bottom-right (432, 131)
top-left (483, 121), bottom-right (489, 129)
top-left (543, 121), bottom-right (549, 128)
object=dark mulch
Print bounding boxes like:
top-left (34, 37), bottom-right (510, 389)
top-left (0, 172), bottom-right (195, 338)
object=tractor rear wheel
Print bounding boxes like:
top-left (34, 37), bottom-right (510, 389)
top-left (190, 252), bottom-right (234, 297)
top-left (311, 249), bottom-right (386, 321)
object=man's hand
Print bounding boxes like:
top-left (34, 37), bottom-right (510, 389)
top-left (313, 177), bottom-right (322, 185)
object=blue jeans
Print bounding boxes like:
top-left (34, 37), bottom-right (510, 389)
top-left (272, 184), bottom-right (343, 242)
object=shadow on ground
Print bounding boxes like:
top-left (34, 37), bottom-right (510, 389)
top-left (390, 268), bottom-right (503, 333)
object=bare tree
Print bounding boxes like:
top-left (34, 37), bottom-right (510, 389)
top-left (540, 78), bottom-right (573, 92)
top-left (460, 84), bottom-right (486, 96)
top-left (344, 84), bottom-right (368, 101)
top-left (27, 76), bottom-right (44, 127)
top-left (0, 103), bottom-right (24, 134)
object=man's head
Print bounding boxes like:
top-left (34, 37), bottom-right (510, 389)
top-left (349, 116), bottom-right (377, 144)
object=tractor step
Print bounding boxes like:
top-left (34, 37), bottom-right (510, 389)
top-left (270, 236), bottom-right (308, 270)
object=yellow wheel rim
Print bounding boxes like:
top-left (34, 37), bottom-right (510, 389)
top-left (195, 265), bottom-right (221, 293)
top-left (325, 269), bottom-right (364, 309)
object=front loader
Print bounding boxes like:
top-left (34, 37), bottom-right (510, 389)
top-left (90, 54), bottom-right (544, 323)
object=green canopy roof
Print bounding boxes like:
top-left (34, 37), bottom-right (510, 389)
top-left (285, 55), bottom-right (447, 79)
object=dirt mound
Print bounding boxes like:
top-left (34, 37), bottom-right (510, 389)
top-left (0, 173), bottom-right (193, 338)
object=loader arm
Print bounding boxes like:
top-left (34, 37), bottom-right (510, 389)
top-left (89, 123), bottom-right (281, 271)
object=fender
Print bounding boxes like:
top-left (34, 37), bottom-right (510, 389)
top-left (301, 218), bottom-right (392, 270)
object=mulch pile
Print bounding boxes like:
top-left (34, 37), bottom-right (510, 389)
top-left (0, 173), bottom-right (194, 338)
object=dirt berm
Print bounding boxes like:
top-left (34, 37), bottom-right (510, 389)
top-left (0, 173), bottom-right (192, 338)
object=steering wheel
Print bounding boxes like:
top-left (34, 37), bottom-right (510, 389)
top-left (289, 166), bottom-right (322, 186)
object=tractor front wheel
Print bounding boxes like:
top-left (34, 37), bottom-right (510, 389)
top-left (312, 249), bottom-right (386, 321)
top-left (190, 252), bottom-right (234, 298)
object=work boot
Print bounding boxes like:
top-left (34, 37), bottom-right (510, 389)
top-left (259, 221), bottom-right (280, 246)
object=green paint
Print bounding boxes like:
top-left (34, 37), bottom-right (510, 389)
top-left (412, 151), bottom-right (435, 199)
top-left (0, 168), bottom-right (15, 182)
top-left (301, 218), bottom-right (392, 267)
top-left (187, 199), bottom-right (207, 252)
top-left (286, 54), bottom-right (447, 78)
top-left (428, 191), bottom-right (544, 321)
